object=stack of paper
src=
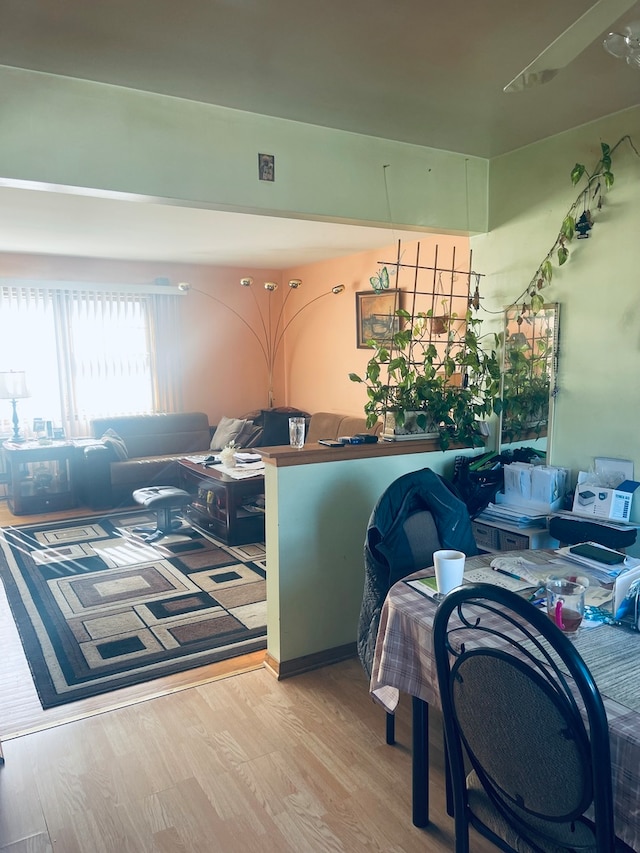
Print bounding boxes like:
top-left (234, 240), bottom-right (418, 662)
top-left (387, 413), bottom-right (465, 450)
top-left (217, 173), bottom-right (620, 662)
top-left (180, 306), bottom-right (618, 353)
top-left (234, 452), bottom-right (262, 463)
top-left (555, 544), bottom-right (637, 583)
top-left (218, 461), bottom-right (265, 479)
top-left (476, 503), bottom-right (547, 528)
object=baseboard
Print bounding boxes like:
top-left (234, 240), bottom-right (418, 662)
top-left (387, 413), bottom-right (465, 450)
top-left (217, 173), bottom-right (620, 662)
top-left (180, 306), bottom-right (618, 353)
top-left (264, 643), bottom-right (356, 679)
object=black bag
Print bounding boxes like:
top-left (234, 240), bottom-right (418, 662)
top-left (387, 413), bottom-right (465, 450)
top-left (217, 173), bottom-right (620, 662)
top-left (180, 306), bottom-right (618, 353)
top-left (453, 455), bottom-right (504, 517)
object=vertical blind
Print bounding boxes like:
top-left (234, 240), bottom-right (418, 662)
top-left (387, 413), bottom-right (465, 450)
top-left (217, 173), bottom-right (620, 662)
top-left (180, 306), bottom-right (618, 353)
top-left (0, 282), bottom-right (182, 438)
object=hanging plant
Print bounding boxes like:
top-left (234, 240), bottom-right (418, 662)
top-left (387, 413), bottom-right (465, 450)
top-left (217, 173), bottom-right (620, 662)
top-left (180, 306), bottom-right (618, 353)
top-left (429, 299), bottom-right (450, 335)
top-left (509, 135), bottom-right (638, 324)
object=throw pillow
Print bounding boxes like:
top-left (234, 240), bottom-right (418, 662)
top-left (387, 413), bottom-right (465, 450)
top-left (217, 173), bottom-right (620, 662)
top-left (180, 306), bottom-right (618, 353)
top-left (210, 416), bottom-right (248, 450)
top-left (235, 420), bottom-right (262, 448)
top-left (101, 428), bottom-right (128, 461)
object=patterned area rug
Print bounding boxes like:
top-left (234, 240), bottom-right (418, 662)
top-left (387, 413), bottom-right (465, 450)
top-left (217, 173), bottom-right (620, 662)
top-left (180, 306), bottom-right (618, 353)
top-left (0, 510), bottom-right (266, 708)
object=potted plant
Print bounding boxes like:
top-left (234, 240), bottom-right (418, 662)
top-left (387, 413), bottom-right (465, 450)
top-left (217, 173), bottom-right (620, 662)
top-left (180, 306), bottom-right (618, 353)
top-left (349, 308), bottom-right (501, 450)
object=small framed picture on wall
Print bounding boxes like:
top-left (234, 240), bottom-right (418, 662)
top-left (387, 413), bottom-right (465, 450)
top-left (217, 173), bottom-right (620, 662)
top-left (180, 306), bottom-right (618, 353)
top-left (355, 290), bottom-right (400, 348)
top-left (258, 153), bottom-right (275, 182)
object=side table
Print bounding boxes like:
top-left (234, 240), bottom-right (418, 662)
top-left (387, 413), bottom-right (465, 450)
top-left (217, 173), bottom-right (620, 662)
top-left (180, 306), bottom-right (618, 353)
top-left (2, 440), bottom-right (79, 515)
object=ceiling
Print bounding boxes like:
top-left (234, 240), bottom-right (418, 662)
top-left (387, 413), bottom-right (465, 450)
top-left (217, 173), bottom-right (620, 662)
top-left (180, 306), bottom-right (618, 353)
top-left (1, 0), bottom-right (639, 267)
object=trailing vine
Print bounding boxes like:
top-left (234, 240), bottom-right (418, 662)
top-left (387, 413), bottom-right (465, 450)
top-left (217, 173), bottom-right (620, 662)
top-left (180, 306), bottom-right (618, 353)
top-left (509, 134), bottom-right (639, 325)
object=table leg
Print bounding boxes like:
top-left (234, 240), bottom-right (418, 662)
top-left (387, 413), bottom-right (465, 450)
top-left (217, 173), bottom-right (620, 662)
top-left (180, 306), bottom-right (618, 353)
top-left (412, 696), bottom-right (429, 827)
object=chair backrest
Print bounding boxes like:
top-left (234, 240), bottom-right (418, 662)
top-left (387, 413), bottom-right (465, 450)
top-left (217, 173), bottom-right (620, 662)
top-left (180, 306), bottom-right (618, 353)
top-left (433, 584), bottom-right (616, 852)
top-left (358, 467), bottom-right (477, 678)
top-left (400, 510), bottom-right (441, 574)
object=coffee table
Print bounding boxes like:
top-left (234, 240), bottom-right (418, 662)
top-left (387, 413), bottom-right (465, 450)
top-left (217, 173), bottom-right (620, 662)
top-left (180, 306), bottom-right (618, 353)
top-left (177, 458), bottom-right (265, 545)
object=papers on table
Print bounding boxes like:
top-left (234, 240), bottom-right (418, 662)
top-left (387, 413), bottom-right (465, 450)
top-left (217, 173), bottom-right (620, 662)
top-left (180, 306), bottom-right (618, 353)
top-left (182, 453), bottom-right (265, 477)
top-left (406, 557), bottom-right (542, 599)
top-left (406, 576), bottom-right (440, 599)
top-left (476, 502), bottom-right (548, 528)
top-left (234, 452), bottom-right (262, 463)
top-left (554, 544), bottom-right (637, 581)
top-left (218, 461), bottom-right (265, 479)
top-left (489, 556), bottom-right (544, 585)
top-left (464, 566), bottom-right (532, 592)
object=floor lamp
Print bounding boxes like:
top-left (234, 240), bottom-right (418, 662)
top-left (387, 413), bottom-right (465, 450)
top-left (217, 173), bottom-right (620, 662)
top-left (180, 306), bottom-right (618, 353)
top-left (0, 370), bottom-right (30, 442)
top-left (178, 279), bottom-right (345, 408)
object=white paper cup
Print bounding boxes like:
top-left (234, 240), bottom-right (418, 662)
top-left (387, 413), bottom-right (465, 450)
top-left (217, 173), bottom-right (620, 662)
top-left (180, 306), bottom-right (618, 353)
top-left (433, 549), bottom-right (466, 595)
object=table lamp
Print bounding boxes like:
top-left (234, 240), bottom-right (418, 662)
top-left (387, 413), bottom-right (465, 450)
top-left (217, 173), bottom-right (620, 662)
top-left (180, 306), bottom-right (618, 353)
top-left (0, 370), bottom-right (30, 442)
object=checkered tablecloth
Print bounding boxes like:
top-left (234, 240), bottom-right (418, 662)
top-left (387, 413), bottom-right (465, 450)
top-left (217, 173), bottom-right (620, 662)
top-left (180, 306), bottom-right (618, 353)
top-left (370, 553), bottom-right (640, 852)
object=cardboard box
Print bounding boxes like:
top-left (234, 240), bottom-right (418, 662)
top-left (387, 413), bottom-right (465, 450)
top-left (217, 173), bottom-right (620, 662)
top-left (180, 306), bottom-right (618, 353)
top-left (571, 473), bottom-right (640, 522)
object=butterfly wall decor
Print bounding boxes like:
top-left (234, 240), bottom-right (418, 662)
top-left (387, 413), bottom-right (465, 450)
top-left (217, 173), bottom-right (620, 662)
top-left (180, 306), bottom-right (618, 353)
top-left (370, 266), bottom-right (390, 292)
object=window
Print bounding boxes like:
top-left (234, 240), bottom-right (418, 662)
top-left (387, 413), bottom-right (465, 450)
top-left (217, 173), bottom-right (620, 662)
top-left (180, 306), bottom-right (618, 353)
top-left (0, 283), bottom-right (181, 437)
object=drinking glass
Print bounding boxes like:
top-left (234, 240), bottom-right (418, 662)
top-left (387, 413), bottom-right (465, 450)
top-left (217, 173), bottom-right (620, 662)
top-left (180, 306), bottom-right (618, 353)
top-left (546, 578), bottom-right (586, 638)
top-left (433, 549), bottom-right (466, 596)
top-left (289, 417), bottom-right (305, 449)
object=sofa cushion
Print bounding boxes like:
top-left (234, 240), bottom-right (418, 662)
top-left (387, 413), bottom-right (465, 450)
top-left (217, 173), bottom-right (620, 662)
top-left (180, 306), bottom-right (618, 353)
top-left (235, 421), bottom-right (263, 448)
top-left (101, 428), bottom-right (129, 461)
top-left (305, 412), bottom-right (344, 444)
top-left (306, 412), bottom-right (382, 443)
top-left (338, 416), bottom-right (380, 438)
top-left (109, 456), bottom-right (184, 487)
top-left (210, 416), bottom-right (248, 450)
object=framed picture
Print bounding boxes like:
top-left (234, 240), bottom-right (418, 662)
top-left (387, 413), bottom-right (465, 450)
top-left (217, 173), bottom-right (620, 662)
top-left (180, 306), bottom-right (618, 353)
top-left (356, 290), bottom-right (400, 348)
top-left (258, 153), bottom-right (275, 182)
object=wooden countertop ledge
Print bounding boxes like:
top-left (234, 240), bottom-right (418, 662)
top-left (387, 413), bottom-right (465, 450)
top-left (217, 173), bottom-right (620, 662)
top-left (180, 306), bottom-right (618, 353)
top-left (258, 438), bottom-right (464, 468)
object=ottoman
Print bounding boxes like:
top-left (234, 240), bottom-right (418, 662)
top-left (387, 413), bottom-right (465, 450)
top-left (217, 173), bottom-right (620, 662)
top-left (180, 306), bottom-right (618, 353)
top-left (132, 485), bottom-right (192, 542)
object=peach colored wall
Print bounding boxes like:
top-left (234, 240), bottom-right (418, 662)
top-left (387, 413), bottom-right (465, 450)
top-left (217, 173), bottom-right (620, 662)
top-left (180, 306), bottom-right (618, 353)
top-left (0, 234), bottom-right (471, 427)
top-left (0, 253), bottom-right (286, 425)
top-left (282, 234), bottom-right (471, 417)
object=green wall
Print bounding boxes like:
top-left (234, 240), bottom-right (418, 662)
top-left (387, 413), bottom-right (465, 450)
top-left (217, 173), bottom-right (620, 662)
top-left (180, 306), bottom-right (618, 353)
top-left (0, 65), bottom-right (488, 234)
top-left (471, 107), bottom-right (640, 535)
top-left (265, 447), bottom-right (470, 664)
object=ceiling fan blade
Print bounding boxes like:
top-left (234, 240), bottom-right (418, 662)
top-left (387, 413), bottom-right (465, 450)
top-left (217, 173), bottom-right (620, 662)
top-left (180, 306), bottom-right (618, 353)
top-left (504, 0), bottom-right (638, 92)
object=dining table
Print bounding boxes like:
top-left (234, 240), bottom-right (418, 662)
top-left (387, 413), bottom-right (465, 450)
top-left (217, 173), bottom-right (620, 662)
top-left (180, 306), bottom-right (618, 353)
top-left (369, 549), bottom-right (640, 852)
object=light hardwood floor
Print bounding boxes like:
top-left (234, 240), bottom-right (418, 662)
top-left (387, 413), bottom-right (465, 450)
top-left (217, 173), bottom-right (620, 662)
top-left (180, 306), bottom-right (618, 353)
top-left (0, 500), bottom-right (497, 852)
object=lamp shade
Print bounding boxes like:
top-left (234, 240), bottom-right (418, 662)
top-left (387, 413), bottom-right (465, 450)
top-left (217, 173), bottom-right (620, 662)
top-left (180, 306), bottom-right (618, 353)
top-left (0, 371), bottom-right (30, 400)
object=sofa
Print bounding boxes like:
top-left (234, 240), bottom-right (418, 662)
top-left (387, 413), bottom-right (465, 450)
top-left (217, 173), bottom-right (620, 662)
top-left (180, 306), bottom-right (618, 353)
top-left (80, 409), bottom-right (381, 510)
top-left (81, 412), bottom-right (213, 509)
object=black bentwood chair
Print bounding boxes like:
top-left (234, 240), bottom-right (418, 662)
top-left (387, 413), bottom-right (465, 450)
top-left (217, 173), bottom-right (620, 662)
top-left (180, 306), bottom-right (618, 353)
top-left (433, 583), bottom-right (633, 853)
